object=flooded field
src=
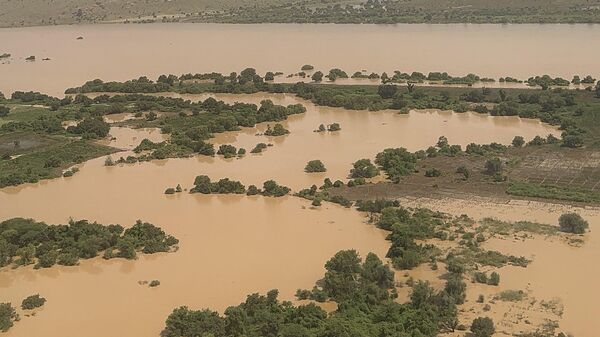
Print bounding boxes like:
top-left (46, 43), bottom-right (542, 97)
top-left (401, 197), bottom-right (600, 337)
top-left (2, 23), bottom-right (600, 96)
top-left (0, 92), bottom-right (571, 336)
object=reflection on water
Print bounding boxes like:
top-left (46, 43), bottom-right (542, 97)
top-left (2, 23), bottom-right (600, 96)
top-left (0, 93), bottom-right (579, 337)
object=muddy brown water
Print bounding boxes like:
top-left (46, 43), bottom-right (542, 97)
top-left (0, 92), bottom-right (569, 336)
top-left (2, 23), bottom-right (600, 96)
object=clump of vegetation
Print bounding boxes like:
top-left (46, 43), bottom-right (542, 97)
top-left (507, 181), bottom-right (600, 203)
top-left (21, 294), bottom-right (46, 310)
top-left (264, 123), bottom-right (289, 136)
top-left (471, 317), bottom-right (495, 337)
top-left (161, 248), bottom-right (461, 337)
top-left (425, 168), bottom-right (442, 177)
top-left (149, 280), bottom-right (161, 287)
top-left (304, 160), bottom-right (326, 173)
top-left (164, 185), bottom-right (182, 195)
top-left (190, 175), bottom-right (245, 194)
top-left (217, 144), bottom-right (237, 158)
top-left (375, 148), bottom-right (418, 182)
top-left (300, 64), bottom-right (314, 71)
top-left (355, 199), bottom-right (400, 213)
top-left (0, 218), bottom-right (178, 269)
top-left (0, 303), bottom-right (17, 332)
top-left (327, 123), bottom-right (341, 131)
top-left (512, 135), bottom-right (525, 147)
top-left (472, 271), bottom-right (500, 286)
top-left (261, 180), bottom-right (290, 197)
top-left (350, 159), bottom-right (379, 178)
top-left (558, 213), bottom-right (589, 234)
top-left (495, 290), bottom-right (526, 302)
top-left (250, 143), bottom-right (268, 153)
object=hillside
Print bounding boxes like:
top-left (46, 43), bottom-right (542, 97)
top-left (0, 0), bottom-right (599, 27)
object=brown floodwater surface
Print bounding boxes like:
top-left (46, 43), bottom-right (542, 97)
top-left (1, 23), bottom-right (600, 96)
top-left (0, 93), bottom-right (563, 337)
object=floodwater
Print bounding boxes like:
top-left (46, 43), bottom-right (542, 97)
top-left (401, 197), bottom-right (600, 337)
top-left (0, 93), bottom-right (562, 337)
top-left (2, 23), bottom-right (600, 96)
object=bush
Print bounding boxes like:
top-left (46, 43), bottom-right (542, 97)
top-left (327, 123), bottom-right (341, 131)
top-left (305, 160), bottom-right (326, 173)
top-left (558, 213), bottom-right (589, 234)
top-left (0, 303), bottom-right (17, 332)
top-left (484, 158), bottom-right (502, 175)
top-left (264, 123), bottom-right (289, 136)
top-left (512, 136), bottom-right (525, 147)
top-left (425, 168), bottom-right (441, 177)
top-left (21, 294), bottom-right (46, 310)
top-left (251, 143), bottom-right (268, 153)
top-left (488, 271), bottom-right (500, 286)
top-left (350, 159), bottom-right (378, 178)
top-left (149, 280), bottom-right (161, 287)
top-left (471, 317), bottom-right (495, 337)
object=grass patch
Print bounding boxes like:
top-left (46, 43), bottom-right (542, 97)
top-left (0, 140), bottom-right (116, 187)
top-left (495, 290), bottom-right (526, 302)
top-left (507, 181), bottom-right (600, 203)
top-left (479, 218), bottom-right (559, 236)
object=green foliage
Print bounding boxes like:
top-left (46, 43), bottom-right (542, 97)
top-left (512, 136), bottom-right (525, 147)
top-left (305, 160), bottom-right (326, 173)
top-left (327, 123), bottom-right (341, 131)
top-left (261, 180), bottom-right (290, 197)
top-left (66, 117), bottom-right (110, 138)
top-left (217, 144), bottom-right (238, 158)
top-left (495, 290), bottom-right (526, 302)
top-left (21, 294), bottom-right (46, 310)
top-left (190, 175), bottom-right (246, 194)
top-left (0, 303), bottom-right (17, 332)
top-left (558, 213), bottom-right (589, 234)
top-left (471, 317), bottom-right (495, 337)
top-left (484, 158), bottom-right (502, 175)
top-left (264, 123), bottom-right (289, 136)
top-left (355, 199), bottom-right (400, 213)
top-left (424, 168), bottom-right (441, 177)
top-left (149, 280), bottom-right (161, 287)
top-left (251, 143), bottom-right (268, 153)
top-left (0, 218), bottom-right (178, 269)
top-left (374, 148), bottom-right (418, 182)
top-left (0, 140), bottom-right (115, 188)
top-left (507, 181), bottom-right (600, 203)
top-left (350, 159), bottom-right (378, 178)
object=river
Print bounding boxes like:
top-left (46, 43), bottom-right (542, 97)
top-left (1, 23), bottom-right (600, 96)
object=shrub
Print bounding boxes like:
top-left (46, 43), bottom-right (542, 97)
top-left (488, 271), bottom-right (500, 286)
top-left (264, 123), bottom-right (289, 136)
top-left (512, 136), bottom-right (525, 147)
top-left (21, 294), bottom-right (46, 310)
top-left (305, 160), bottom-right (327, 173)
top-left (425, 168), bottom-right (441, 177)
top-left (149, 280), bottom-right (161, 287)
top-left (0, 303), bottom-right (17, 332)
top-left (327, 123), bottom-right (341, 131)
top-left (558, 213), bottom-right (589, 234)
top-left (484, 158), bottom-right (502, 175)
top-left (471, 317), bottom-right (495, 337)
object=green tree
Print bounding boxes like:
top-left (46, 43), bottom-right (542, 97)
top-left (350, 159), bottom-right (378, 178)
top-left (512, 136), bottom-right (525, 147)
top-left (305, 160), bottom-right (327, 173)
top-left (312, 71), bottom-right (323, 82)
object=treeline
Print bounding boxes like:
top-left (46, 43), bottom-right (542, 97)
top-left (0, 218), bottom-right (178, 269)
top-left (190, 175), bottom-right (291, 197)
